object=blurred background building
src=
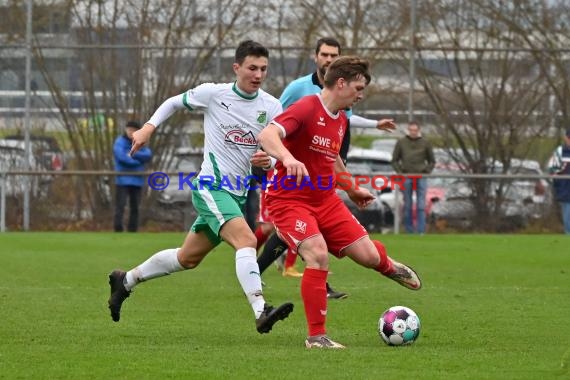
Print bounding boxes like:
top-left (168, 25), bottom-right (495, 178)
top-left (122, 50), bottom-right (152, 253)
top-left (1, 0), bottom-right (569, 232)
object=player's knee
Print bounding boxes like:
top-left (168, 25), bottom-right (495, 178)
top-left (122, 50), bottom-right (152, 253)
top-left (299, 238), bottom-right (328, 267)
top-left (177, 250), bottom-right (203, 269)
top-left (227, 232), bottom-right (257, 249)
top-left (305, 250), bottom-right (328, 268)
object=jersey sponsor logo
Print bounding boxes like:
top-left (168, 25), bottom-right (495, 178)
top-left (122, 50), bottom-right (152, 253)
top-left (311, 135), bottom-right (341, 150)
top-left (310, 135), bottom-right (341, 160)
top-left (225, 130), bottom-right (257, 147)
top-left (257, 111), bottom-right (267, 124)
top-left (338, 124), bottom-right (344, 138)
top-left (295, 219), bottom-right (307, 234)
top-left (221, 101), bottom-right (231, 111)
top-left (317, 116), bottom-right (326, 127)
top-left (312, 135), bottom-right (332, 148)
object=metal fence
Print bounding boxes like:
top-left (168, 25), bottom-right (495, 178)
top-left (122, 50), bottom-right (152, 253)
top-left (4, 0), bottom-right (570, 232)
top-left (1, 171), bottom-right (568, 234)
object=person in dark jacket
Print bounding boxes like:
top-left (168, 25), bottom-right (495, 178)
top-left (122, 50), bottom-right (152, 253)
top-left (113, 120), bottom-right (152, 232)
top-left (391, 121), bottom-right (435, 234)
top-left (548, 129), bottom-right (570, 234)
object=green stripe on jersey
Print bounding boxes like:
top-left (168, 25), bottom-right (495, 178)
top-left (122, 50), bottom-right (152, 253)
top-left (182, 92), bottom-right (193, 111)
top-left (209, 152), bottom-right (222, 186)
top-left (232, 82), bottom-right (257, 100)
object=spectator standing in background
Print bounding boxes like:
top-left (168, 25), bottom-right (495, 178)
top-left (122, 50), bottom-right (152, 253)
top-left (547, 129), bottom-right (570, 234)
top-left (113, 120), bottom-right (152, 232)
top-left (391, 121), bottom-right (435, 234)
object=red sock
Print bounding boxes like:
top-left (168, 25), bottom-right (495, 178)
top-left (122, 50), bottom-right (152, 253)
top-left (254, 226), bottom-right (270, 250)
top-left (373, 240), bottom-right (394, 275)
top-left (301, 268), bottom-right (328, 337)
top-left (284, 249), bottom-right (297, 268)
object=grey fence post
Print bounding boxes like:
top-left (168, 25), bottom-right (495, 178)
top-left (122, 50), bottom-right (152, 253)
top-left (393, 188), bottom-right (400, 234)
top-left (1, 172), bottom-right (6, 232)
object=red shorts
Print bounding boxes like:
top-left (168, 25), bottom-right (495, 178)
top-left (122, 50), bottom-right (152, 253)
top-left (266, 193), bottom-right (368, 258)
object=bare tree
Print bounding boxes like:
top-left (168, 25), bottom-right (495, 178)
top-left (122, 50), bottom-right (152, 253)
top-left (477, 0), bottom-right (570, 138)
top-left (269, 0), bottom-right (408, 112)
top-left (4, 0), bottom-right (569, 231)
top-left (27, 0), bottom-right (257, 222)
top-left (402, 0), bottom-right (555, 229)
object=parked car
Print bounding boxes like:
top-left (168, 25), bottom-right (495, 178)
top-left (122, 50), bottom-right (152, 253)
top-left (337, 161), bottom-right (386, 232)
top-left (0, 139), bottom-right (53, 197)
top-left (347, 147), bottom-right (394, 173)
top-left (346, 147), bottom-right (397, 226)
top-left (414, 164), bottom-right (463, 222)
top-left (371, 138), bottom-right (399, 154)
top-left (5, 134), bottom-right (64, 171)
top-left (488, 159), bottom-right (549, 208)
top-left (156, 147), bottom-right (203, 207)
top-left (430, 178), bottom-right (541, 231)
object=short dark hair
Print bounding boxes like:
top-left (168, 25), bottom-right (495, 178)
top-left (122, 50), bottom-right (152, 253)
top-left (323, 56), bottom-right (371, 88)
top-left (235, 40), bottom-right (269, 64)
top-left (408, 121), bottom-right (420, 128)
top-left (315, 37), bottom-right (342, 55)
top-left (126, 120), bottom-right (141, 129)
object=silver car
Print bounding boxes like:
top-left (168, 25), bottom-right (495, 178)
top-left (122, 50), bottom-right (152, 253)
top-left (156, 147), bottom-right (203, 207)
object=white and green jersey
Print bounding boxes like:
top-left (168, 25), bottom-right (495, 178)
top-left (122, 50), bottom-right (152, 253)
top-left (148, 82), bottom-right (282, 196)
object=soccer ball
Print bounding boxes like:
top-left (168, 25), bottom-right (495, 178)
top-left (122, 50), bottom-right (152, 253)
top-left (378, 306), bottom-right (420, 346)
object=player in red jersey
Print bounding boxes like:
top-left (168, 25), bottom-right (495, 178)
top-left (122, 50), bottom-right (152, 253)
top-left (258, 56), bottom-right (422, 349)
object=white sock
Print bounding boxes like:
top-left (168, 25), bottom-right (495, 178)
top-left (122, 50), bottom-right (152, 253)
top-left (235, 247), bottom-right (266, 319)
top-left (124, 248), bottom-right (184, 291)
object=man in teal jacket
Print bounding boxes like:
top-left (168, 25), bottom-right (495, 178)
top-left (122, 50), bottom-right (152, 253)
top-left (113, 120), bottom-right (152, 232)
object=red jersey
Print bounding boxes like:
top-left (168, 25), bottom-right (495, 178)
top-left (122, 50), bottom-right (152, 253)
top-left (266, 94), bottom-right (347, 204)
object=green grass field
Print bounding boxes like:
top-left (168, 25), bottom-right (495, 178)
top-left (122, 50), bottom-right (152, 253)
top-left (0, 233), bottom-right (568, 379)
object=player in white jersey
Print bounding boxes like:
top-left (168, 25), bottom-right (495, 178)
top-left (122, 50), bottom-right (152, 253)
top-left (107, 40), bottom-right (294, 334)
top-left (176, 81), bottom-right (281, 196)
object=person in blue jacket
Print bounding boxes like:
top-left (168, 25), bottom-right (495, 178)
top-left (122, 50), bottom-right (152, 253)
top-left (113, 120), bottom-right (152, 232)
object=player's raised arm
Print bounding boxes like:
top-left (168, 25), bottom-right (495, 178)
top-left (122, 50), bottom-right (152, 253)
top-left (258, 123), bottom-right (308, 185)
top-left (130, 93), bottom-right (187, 156)
top-left (349, 114), bottom-right (396, 132)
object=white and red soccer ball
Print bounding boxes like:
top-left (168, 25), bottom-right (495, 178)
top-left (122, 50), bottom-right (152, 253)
top-left (378, 306), bottom-right (421, 346)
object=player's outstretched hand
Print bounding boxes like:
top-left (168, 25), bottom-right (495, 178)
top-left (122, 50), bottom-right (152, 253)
top-left (377, 119), bottom-right (396, 132)
top-left (129, 123), bottom-right (155, 156)
top-left (282, 155), bottom-right (309, 186)
top-left (347, 187), bottom-right (376, 210)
